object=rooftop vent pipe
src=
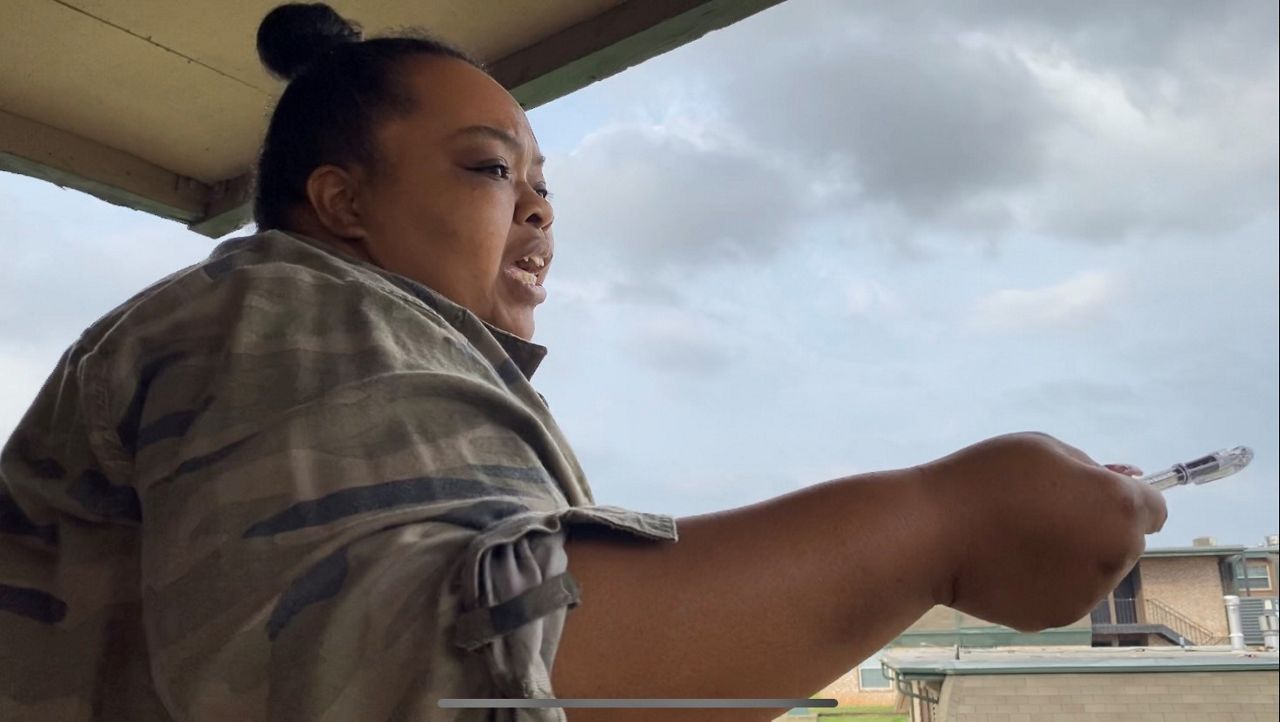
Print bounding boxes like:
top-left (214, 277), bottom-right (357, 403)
top-left (1224, 595), bottom-right (1245, 651)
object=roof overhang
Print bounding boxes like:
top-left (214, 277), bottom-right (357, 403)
top-left (1, 0), bottom-right (783, 237)
top-left (1143, 546), bottom-right (1249, 558)
top-left (883, 648), bottom-right (1280, 677)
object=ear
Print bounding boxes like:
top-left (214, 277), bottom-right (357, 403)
top-left (304, 164), bottom-right (368, 239)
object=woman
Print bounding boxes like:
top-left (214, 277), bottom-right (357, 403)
top-left (0, 4), bottom-right (1165, 721)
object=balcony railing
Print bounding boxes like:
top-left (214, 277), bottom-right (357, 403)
top-left (1145, 598), bottom-right (1225, 645)
top-left (1090, 597), bottom-right (1139, 625)
top-left (1090, 599), bottom-right (1109, 625)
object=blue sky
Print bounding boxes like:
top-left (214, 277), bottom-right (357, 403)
top-left (1, 0), bottom-right (1277, 548)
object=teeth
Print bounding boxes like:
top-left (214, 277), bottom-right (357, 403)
top-left (512, 269), bottom-right (538, 284)
top-left (519, 255), bottom-right (546, 269)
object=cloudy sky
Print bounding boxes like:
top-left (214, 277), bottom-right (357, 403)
top-left (2, 0), bottom-right (1277, 549)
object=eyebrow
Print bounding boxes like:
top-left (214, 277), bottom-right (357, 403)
top-left (451, 125), bottom-right (546, 167)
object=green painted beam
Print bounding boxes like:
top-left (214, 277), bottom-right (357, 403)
top-left (0, 108), bottom-right (208, 226)
top-left (491, 0), bottom-right (786, 110)
top-left (189, 172), bottom-right (254, 238)
top-left (0, 152), bottom-right (198, 225)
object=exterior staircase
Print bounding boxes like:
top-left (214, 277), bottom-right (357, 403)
top-left (1091, 596), bottom-right (1231, 646)
top-left (1142, 598), bottom-right (1230, 646)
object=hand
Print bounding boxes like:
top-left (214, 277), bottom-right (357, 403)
top-left (920, 432), bottom-right (1167, 631)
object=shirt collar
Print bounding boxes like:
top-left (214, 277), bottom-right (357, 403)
top-left (483, 321), bottom-right (548, 380)
top-left (276, 230), bottom-right (549, 381)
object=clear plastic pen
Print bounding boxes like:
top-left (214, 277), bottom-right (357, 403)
top-left (1141, 446), bottom-right (1254, 491)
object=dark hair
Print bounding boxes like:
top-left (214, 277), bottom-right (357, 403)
top-left (253, 3), bottom-right (484, 230)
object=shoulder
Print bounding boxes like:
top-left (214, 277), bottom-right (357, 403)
top-left (53, 230), bottom-right (502, 473)
top-left (72, 230), bottom-right (494, 441)
top-left (78, 230), bottom-right (460, 360)
top-left (86, 231), bottom-right (440, 337)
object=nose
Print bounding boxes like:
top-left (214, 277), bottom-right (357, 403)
top-left (519, 183), bottom-right (554, 231)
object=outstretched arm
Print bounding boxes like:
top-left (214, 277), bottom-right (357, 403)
top-left (553, 432), bottom-right (1166, 722)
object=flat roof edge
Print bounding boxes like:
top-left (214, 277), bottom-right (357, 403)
top-left (0, 109), bottom-right (208, 225)
top-left (892, 661), bottom-right (1280, 676)
top-left (885, 651), bottom-right (1280, 677)
top-left (494, 0), bottom-right (785, 109)
top-left (1143, 546), bottom-right (1248, 557)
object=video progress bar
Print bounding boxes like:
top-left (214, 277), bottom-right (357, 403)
top-left (440, 698), bottom-right (838, 709)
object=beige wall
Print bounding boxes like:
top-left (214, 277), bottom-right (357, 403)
top-left (912, 605), bottom-right (970, 631)
top-left (935, 670), bottom-right (1279, 722)
top-left (1140, 557), bottom-right (1230, 636)
top-left (907, 605), bottom-right (1091, 634)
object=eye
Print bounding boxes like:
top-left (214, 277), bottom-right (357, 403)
top-left (475, 163), bottom-right (511, 180)
top-left (473, 163), bottom-right (552, 200)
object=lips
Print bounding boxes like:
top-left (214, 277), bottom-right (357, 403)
top-left (502, 264), bottom-right (549, 303)
top-left (510, 254), bottom-right (547, 285)
top-left (506, 237), bottom-right (552, 286)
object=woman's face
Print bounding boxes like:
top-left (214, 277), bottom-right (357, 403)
top-left (350, 57), bottom-right (554, 341)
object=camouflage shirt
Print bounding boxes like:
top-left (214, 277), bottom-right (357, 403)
top-left (0, 229), bottom-right (679, 721)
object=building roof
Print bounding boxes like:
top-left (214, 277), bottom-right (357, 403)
top-left (883, 646), bottom-right (1280, 677)
top-left (1143, 545), bottom-right (1248, 558)
top-left (0, 0), bottom-right (783, 237)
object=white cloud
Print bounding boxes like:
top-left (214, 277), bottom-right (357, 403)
top-left (971, 270), bottom-right (1119, 331)
top-left (641, 0), bottom-right (1278, 248)
top-left (547, 118), bottom-right (819, 274)
top-left (1014, 43), bottom-right (1279, 243)
top-left (844, 279), bottom-right (900, 319)
top-left (627, 308), bottom-right (734, 376)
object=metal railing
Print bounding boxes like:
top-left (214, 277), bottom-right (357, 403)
top-left (1144, 598), bottom-right (1226, 646)
top-left (1115, 597), bottom-right (1139, 624)
top-left (1091, 597), bottom-right (1139, 625)
top-left (1090, 599), bottom-right (1110, 625)
top-left (1092, 597), bottom-right (1229, 645)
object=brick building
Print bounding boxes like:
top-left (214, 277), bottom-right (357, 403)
top-left (1236, 534), bottom-right (1279, 599)
top-left (1093, 536), bottom-right (1279, 647)
top-left (779, 535), bottom-right (1279, 717)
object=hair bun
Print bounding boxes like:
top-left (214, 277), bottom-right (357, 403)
top-left (257, 3), bottom-right (362, 81)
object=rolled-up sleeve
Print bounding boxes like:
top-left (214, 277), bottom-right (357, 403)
top-left (91, 259), bottom-right (677, 721)
top-left (453, 504), bottom-right (677, 705)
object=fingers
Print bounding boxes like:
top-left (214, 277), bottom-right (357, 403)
top-left (1026, 432), bottom-right (1096, 465)
top-left (1134, 479), bottom-right (1168, 534)
top-left (1105, 462), bottom-right (1163, 532)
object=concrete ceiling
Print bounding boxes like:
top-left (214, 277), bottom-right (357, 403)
top-left (0, 0), bottom-right (783, 237)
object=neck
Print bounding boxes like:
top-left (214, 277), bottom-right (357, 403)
top-left (285, 215), bottom-right (377, 266)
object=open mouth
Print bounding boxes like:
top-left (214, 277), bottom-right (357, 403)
top-left (508, 254), bottom-right (547, 286)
